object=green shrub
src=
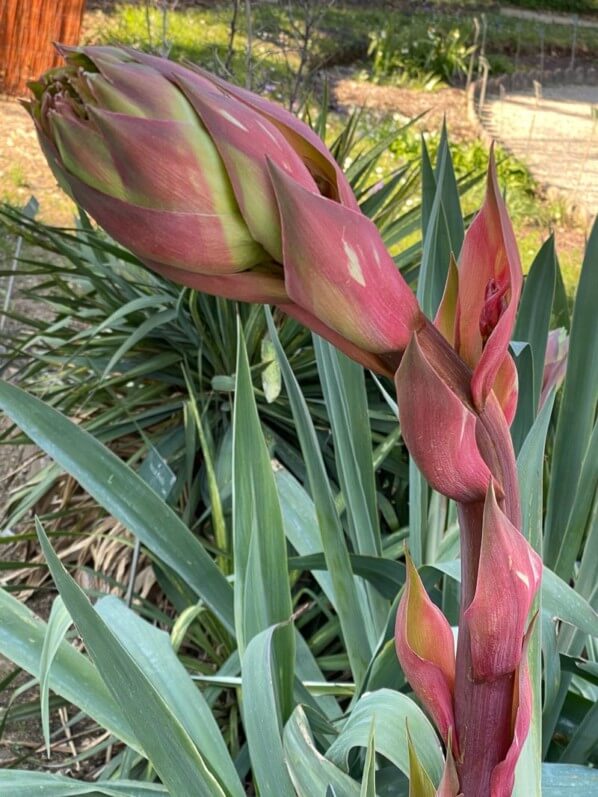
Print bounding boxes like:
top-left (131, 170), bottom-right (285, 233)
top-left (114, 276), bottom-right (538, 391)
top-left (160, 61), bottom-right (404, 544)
top-left (368, 21), bottom-right (473, 86)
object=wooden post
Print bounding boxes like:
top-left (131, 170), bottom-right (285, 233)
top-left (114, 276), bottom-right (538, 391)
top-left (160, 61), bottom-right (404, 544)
top-left (0, 0), bottom-right (86, 97)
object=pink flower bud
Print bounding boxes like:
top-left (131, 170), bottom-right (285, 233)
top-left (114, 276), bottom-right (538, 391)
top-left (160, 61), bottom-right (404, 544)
top-left (464, 485), bottom-right (541, 680)
top-left (394, 333), bottom-right (493, 503)
top-left (268, 161), bottom-right (421, 355)
top-left (395, 553), bottom-right (457, 747)
top-left (540, 327), bottom-right (569, 408)
top-left (181, 60), bottom-right (360, 211)
top-left (438, 149), bottom-right (523, 424)
top-left (29, 45), bottom-right (421, 371)
top-left (173, 76), bottom-right (317, 262)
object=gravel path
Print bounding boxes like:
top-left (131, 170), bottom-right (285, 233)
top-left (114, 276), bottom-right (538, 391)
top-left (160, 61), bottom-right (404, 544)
top-left (484, 85), bottom-right (598, 225)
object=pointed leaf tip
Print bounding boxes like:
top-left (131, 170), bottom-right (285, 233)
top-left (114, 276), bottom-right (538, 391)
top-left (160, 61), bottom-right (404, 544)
top-left (464, 484), bottom-right (541, 680)
top-left (395, 552), bottom-right (456, 745)
top-left (407, 726), bottom-right (436, 797)
top-left (269, 161), bottom-right (420, 355)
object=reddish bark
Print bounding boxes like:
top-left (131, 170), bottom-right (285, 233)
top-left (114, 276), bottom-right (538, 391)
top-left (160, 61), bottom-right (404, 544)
top-left (0, 0), bottom-right (86, 96)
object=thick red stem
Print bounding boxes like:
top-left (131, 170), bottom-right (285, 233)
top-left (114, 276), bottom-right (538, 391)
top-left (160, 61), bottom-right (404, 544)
top-left (418, 319), bottom-right (522, 796)
top-left (455, 502), bottom-right (515, 795)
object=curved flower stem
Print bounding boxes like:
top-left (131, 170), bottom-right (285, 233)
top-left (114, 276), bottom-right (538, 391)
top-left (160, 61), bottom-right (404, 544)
top-left (418, 318), bottom-right (524, 795)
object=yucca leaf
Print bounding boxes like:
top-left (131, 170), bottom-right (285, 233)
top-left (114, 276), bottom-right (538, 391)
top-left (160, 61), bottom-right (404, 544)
top-left (0, 585), bottom-right (139, 748)
top-left (288, 550), bottom-right (406, 600)
top-left (511, 341), bottom-right (535, 454)
top-left (435, 121), bottom-right (464, 257)
top-left (284, 706), bottom-right (361, 797)
top-left (559, 698), bottom-right (598, 764)
top-left (420, 136), bottom-right (436, 240)
top-left (542, 763), bottom-right (598, 794)
top-left (0, 772), bottom-right (168, 796)
top-left (35, 519), bottom-right (226, 797)
top-left (407, 728), bottom-right (436, 796)
top-left (513, 391), bottom-right (556, 796)
top-left (0, 379), bottom-right (234, 632)
top-left (360, 721), bottom-right (377, 797)
top-left (314, 337), bottom-right (388, 641)
top-left (94, 596), bottom-right (244, 797)
top-left (241, 624), bottom-right (296, 797)
top-left (276, 468), bottom-right (335, 603)
top-left (417, 161), bottom-right (451, 319)
top-left (326, 689), bottom-right (444, 784)
top-left (542, 609), bottom-right (561, 714)
top-left (39, 596), bottom-right (72, 756)
top-left (265, 308), bottom-right (371, 686)
top-left (233, 324), bottom-right (295, 720)
top-left (544, 218), bottom-right (598, 568)
top-left (514, 235), bottom-right (556, 413)
top-left (553, 421), bottom-right (598, 582)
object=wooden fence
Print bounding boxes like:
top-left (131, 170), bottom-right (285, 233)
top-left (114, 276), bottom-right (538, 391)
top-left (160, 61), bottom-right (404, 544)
top-left (0, 0), bottom-right (86, 96)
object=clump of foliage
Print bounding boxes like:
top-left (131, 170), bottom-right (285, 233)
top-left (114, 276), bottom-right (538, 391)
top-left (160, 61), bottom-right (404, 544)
top-left (368, 22), bottom-right (473, 87)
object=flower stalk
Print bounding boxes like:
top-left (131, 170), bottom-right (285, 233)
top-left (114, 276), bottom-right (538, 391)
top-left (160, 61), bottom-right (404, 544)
top-left (396, 163), bottom-right (540, 795)
top-left (29, 47), bottom-right (540, 796)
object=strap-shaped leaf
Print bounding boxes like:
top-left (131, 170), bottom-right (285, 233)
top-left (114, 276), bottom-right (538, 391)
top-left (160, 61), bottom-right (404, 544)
top-left (266, 308), bottom-right (371, 686)
top-left (95, 596), bottom-right (244, 797)
top-left (544, 218), bottom-right (598, 567)
top-left (513, 235), bottom-right (556, 413)
top-left (314, 337), bottom-right (387, 642)
top-left (0, 772), bottom-right (168, 796)
top-left (35, 519), bottom-right (226, 797)
top-left (326, 689), bottom-right (444, 784)
top-left (284, 706), bottom-right (361, 797)
top-left (0, 587), bottom-right (138, 751)
top-left (513, 391), bottom-right (555, 795)
top-left (0, 379), bottom-right (234, 632)
top-left (233, 324), bottom-right (295, 720)
top-left (241, 624), bottom-right (296, 797)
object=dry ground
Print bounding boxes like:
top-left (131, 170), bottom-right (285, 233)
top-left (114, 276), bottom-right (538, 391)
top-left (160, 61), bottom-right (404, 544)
top-left (330, 70), bottom-right (478, 140)
top-left (0, 100), bottom-right (75, 225)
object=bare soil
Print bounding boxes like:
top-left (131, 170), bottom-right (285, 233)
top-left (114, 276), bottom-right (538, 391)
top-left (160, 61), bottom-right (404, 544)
top-left (329, 69), bottom-right (478, 140)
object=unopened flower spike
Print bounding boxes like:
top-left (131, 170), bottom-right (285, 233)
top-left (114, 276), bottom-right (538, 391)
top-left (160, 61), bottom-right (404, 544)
top-left (28, 44), bottom-right (422, 376)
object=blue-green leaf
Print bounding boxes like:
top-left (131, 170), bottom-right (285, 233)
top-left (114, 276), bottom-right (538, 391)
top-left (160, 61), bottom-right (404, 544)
top-left (35, 519), bottom-right (226, 797)
top-left (0, 380), bottom-right (234, 632)
top-left (326, 689), bottom-right (443, 784)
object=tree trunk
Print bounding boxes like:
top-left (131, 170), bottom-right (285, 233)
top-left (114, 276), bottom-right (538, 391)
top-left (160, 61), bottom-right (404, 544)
top-left (0, 0), bottom-right (86, 96)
